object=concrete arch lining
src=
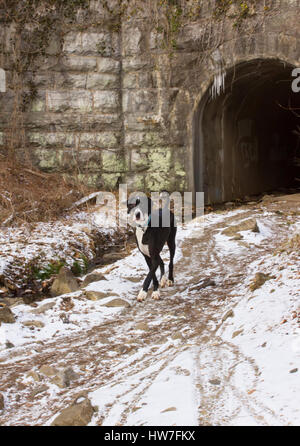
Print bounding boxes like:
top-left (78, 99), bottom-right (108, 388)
top-left (192, 57), bottom-right (300, 203)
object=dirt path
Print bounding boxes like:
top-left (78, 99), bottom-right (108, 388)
top-left (0, 196), bottom-right (299, 426)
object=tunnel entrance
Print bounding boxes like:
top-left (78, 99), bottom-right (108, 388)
top-left (193, 59), bottom-right (300, 203)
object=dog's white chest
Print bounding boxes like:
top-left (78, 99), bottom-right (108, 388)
top-left (136, 227), bottom-right (150, 257)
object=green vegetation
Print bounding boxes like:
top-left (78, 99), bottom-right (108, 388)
top-left (71, 255), bottom-right (89, 276)
top-left (32, 260), bottom-right (65, 281)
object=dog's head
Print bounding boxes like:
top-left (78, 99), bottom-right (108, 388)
top-left (127, 194), bottom-right (152, 226)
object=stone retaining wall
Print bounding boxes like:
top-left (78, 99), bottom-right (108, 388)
top-left (0, 0), bottom-right (300, 196)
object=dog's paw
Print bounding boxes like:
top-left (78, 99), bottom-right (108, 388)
top-left (137, 289), bottom-right (147, 302)
top-left (160, 275), bottom-right (168, 288)
top-left (152, 290), bottom-right (160, 300)
top-left (167, 280), bottom-right (174, 287)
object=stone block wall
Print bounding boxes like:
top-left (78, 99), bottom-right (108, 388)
top-left (0, 0), bottom-right (300, 195)
top-left (0, 1), bottom-right (189, 192)
top-left (30, 24), bottom-right (123, 189)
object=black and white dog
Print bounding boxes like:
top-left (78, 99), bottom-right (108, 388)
top-left (127, 192), bottom-right (177, 302)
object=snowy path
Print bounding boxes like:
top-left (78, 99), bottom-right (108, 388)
top-left (0, 196), bottom-right (299, 426)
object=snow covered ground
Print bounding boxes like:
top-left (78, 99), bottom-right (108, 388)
top-left (218, 224), bottom-right (300, 425)
top-left (0, 196), bottom-right (299, 426)
top-left (0, 206), bottom-right (126, 293)
top-left (0, 214), bottom-right (202, 352)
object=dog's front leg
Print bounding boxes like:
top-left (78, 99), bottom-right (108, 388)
top-left (137, 256), bottom-right (160, 302)
top-left (137, 256), bottom-right (151, 302)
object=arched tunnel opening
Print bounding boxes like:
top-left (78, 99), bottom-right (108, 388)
top-left (193, 59), bottom-right (300, 204)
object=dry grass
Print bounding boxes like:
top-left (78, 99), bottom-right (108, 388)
top-left (0, 154), bottom-right (92, 226)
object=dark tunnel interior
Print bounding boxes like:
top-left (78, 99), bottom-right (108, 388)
top-left (194, 59), bottom-right (300, 204)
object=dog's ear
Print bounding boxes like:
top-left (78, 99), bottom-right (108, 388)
top-left (127, 196), bottom-right (141, 214)
top-left (127, 198), bottom-right (135, 214)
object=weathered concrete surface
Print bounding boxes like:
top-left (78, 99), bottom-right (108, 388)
top-left (0, 1), bottom-right (300, 197)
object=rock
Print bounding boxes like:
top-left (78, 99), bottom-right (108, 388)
top-left (0, 306), bottom-right (16, 324)
top-left (51, 367), bottom-right (80, 388)
top-left (101, 252), bottom-right (126, 264)
top-left (97, 57), bottom-right (120, 74)
top-left (10, 299), bottom-right (25, 308)
top-left (289, 368), bottom-right (298, 374)
top-left (27, 371), bottom-right (41, 382)
top-left (51, 375), bottom-right (65, 389)
top-left (156, 336), bottom-right (169, 344)
top-left (5, 341), bottom-right (14, 349)
top-left (59, 313), bottom-right (70, 324)
top-left (3, 297), bottom-right (24, 308)
top-left (50, 267), bottom-right (79, 297)
top-left (221, 309), bottom-right (234, 322)
top-left (32, 301), bottom-right (56, 315)
top-left (73, 391), bottom-right (89, 404)
top-left (63, 367), bottom-right (80, 386)
top-left (209, 378), bottom-right (221, 385)
top-left (23, 320), bottom-right (45, 328)
top-left (189, 278), bottom-right (216, 291)
top-left (135, 322), bottom-right (149, 331)
top-left (122, 276), bottom-right (141, 283)
top-left (59, 296), bottom-right (74, 312)
top-left (224, 202), bottom-right (235, 208)
top-left (0, 393), bottom-right (4, 410)
top-left (84, 290), bottom-right (117, 301)
top-left (116, 345), bottom-right (129, 354)
top-left (102, 298), bottom-right (130, 308)
top-left (222, 218), bottom-right (259, 237)
top-left (232, 329), bottom-right (244, 338)
top-left (81, 272), bottom-right (107, 288)
top-left (171, 332), bottom-right (183, 340)
top-left (262, 194), bottom-right (274, 202)
top-left (249, 272), bottom-right (274, 292)
top-left (97, 336), bottom-right (110, 344)
top-left (29, 385), bottom-right (48, 398)
top-left (51, 398), bottom-right (94, 426)
top-left (3, 279), bottom-right (17, 292)
top-left (123, 27), bottom-right (142, 55)
top-left (230, 234), bottom-right (244, 241)
top-left (93, 90), bottom-right (119, 112)
top-left (39, 365), bottom-right (57, 377)
top-left (161, 407), bottom-right (177, 413)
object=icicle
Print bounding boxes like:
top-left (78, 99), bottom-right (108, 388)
top-left (210, 66), bottom-right (226, 100)
top-left (0, 68), bottom-right (6, 93)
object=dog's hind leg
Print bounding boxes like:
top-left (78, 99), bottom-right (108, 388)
top-left (158, 256), bottom-right (167, 288)
top-left (152, 255), bottom-right (164, 299)
top-left (166, 228), bottom-right (176, 286)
